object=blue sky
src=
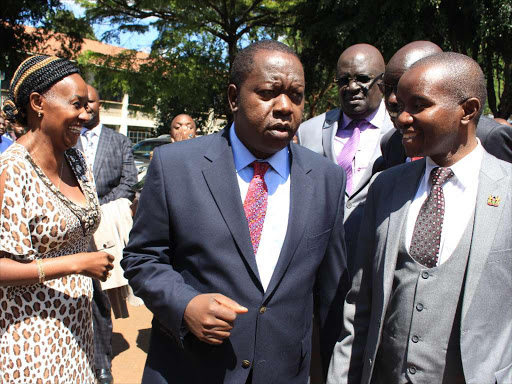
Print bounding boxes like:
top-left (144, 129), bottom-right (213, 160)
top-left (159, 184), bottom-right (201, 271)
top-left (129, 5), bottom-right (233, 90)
top-left (62, 0), bottom-right (158, 52)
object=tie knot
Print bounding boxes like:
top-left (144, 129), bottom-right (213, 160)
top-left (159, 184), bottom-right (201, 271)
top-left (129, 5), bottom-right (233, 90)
top-left (252, 161), bottom-right (270, 177)
top-left (347, 119), bottom-right (365, 130)
top-left (431, 167), bottom-right (454, 186)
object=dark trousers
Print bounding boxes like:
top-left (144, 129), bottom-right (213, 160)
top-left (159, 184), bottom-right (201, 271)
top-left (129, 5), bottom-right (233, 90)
top-left (92, 279), bottom-right (113, 371)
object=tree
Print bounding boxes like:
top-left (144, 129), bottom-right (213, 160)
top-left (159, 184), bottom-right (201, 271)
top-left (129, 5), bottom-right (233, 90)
top-left (80, 0), bottom-right (295, 69)
top-left (0, 1), bottom-right (94, 76)
top-left (290, 0), bottom-right (512, 119)
top-left (79, 0), bottom-right (298, 129)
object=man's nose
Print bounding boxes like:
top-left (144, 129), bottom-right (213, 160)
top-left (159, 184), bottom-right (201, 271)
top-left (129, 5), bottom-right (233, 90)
top-left (347, 78), bottom-right (361, 91)
top-left (274, 94), bottom-right (293, 115)
top-left (397, 109), bottom-right (413, 128)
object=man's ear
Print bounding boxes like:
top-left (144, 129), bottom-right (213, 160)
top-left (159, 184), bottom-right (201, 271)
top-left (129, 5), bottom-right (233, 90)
top-left (29, 92), bottom-right (44, 117)
top-left (227, 84), bottom-right (239, 113)
top-left (460, 97), bottom-right (480, 125)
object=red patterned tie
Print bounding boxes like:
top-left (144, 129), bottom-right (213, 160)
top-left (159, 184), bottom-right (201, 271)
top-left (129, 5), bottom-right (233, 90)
top-left (409, 167), bottom-right (454, 268)
top-left (244, 161), bottom-right (271, 255)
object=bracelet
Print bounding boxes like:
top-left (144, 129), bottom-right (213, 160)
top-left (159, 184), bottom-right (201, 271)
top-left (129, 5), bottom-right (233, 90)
top-left (36, 259), bottom-right (45, 284)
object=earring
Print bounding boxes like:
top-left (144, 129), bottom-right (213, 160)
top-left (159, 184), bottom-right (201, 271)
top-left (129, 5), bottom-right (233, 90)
top-left (38, 112), bottom-right (42, 118)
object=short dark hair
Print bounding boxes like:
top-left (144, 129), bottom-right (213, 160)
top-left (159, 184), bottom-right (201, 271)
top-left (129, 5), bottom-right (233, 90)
top-left (411, 52), bottom-right (487, 121)
top-left (2, 55), bottom-right (80, 125)
top-left (230, 40), bottom-right (300, 87)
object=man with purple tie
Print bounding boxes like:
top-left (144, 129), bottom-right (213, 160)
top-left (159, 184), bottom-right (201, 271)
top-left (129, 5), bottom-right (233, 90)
top-left (298, 44), bottom-right (394, 273)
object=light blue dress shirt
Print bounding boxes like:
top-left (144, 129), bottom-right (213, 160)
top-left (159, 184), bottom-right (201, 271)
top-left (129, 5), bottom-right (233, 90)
top-left (230, 125), bottom-right (291, 290)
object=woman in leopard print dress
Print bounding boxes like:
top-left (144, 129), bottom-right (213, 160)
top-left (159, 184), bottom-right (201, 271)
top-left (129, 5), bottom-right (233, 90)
top-left (0, 56), bottom-right (114, 383)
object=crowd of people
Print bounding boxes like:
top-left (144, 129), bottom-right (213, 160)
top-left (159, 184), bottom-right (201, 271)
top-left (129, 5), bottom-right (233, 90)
top-left (0, 36), bottom-right (510, 384)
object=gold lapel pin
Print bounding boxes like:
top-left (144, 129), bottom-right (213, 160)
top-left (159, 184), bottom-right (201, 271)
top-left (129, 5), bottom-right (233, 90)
top-left (487, 195), bottom-right (501, 207)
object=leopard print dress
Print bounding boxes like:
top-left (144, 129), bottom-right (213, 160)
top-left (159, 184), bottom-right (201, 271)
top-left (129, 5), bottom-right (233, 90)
top-left (0, 144), bottom-right (101, 384)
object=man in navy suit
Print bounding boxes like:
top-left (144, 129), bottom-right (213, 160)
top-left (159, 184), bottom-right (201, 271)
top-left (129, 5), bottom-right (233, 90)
top-left (122, 40), bottom-right (350, 384)
top-left (77, 84), bottom-right (137, 384)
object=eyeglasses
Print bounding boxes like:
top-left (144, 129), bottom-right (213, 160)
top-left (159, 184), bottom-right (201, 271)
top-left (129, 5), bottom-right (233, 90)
top-left (334, 72), bottom-right (384, 91)
top-left (377, 82), bottom-right (398, 95)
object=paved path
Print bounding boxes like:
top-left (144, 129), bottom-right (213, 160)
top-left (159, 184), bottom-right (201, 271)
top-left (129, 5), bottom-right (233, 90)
top-left (111, 304), bottom-right (152, 384)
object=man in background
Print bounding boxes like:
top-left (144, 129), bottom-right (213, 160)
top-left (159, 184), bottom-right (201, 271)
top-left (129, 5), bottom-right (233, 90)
top-left (169, 113), bottom-right (197, 142)
top-left (380, 40), bottom-right (512, 167)
top-left (77, 84), bottom-right (138, 384)
top-left (298, 43), bottom-right (394, 273)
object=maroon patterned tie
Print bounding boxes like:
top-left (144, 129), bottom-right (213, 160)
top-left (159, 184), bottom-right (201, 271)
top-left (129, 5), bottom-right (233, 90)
top-left (244, 161), bottom-right (271, 255)
top-left (409, 167), bottom-right (454, 268)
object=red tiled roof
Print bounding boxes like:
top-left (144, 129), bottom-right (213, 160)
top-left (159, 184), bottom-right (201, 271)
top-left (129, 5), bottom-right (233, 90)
top-left (24, 25), bottom-right (150, 69)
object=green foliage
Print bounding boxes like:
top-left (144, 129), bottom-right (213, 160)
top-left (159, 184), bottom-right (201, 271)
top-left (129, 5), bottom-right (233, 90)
top-left (0, 0), bottom-right (62, 73)
top-left (76, 0), bottom-right (512, 125)
top-left (78, 0), bottom-right (298, 129)
top-left (0, 1), bottom-right (94, 81)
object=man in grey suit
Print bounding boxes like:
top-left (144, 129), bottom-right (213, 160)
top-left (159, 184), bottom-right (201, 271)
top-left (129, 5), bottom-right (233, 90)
top-left (77, 84), bottom-right (137, 384)
top-left (380, 40), bottom-right (512, 167)
top-left (328, 52), bottom-right (512, 384)
top-left (298, 44), bottom-right (394, 274)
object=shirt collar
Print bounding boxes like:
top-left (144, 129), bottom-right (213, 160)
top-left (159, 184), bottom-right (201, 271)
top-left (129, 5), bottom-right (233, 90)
top-left (341, 99), bottom-right (387, 130)
top-left (229, 124), bottom-right (290, 179)
top-left (425, 139), bottom-right (484, 189)
top-left (81, 123), bottom-right (102, 137)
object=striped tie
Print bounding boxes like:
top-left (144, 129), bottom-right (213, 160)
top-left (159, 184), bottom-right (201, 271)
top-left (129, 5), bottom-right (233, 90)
top-left (337, 120), bottom-right (364, 194)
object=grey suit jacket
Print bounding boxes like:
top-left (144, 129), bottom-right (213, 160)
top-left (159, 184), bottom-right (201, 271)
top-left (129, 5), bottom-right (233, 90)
top-left (327, 151), bottom-right (512, 384)
top-left (76, 125), bottom-right (137, 204)
top-left (297, 106), bottom-right (394, 274)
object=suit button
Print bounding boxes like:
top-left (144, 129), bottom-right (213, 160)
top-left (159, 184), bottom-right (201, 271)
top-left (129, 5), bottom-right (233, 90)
top-left (259, 306), bottom-right (267, 314)
top-left (346, 201), bottom-right (353, 209)
top-left (412, 335), bottom-right (419, 343)
top-left (242, 360), bottom-right (251, 369)
top-left (408, 366), bottom-right (417, 374)
top-left (416, 303), bottom-right (424, 312)
top-left (421, 271), bottom-right (429, 279)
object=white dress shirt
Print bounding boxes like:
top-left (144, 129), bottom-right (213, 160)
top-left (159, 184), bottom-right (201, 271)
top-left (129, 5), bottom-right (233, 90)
top-left (405, 142), bottom-right (484, 265)
top-left (80, 123), bottom-right (102, 168)
top-left (230, 125), bottom-right (290, 291)
top-left (333, 100), bottom-right (387, 188)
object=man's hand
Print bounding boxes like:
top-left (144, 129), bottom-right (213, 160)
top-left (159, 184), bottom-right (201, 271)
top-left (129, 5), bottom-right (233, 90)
top-left (183, 293), bottom-right (248, 345)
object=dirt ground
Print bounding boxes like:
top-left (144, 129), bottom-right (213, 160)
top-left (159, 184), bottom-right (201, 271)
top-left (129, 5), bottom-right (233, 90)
top-left (111, 304), bottom-right (153, 384)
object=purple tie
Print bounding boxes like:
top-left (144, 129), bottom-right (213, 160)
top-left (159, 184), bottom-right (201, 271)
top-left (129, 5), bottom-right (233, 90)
top-left (337, 120), bottom-right (364, 195)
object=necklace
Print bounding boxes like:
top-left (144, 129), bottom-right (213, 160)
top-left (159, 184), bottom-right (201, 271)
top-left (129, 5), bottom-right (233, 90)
top-left (25, 138), bottom-right (65, 191)
top-left (57, 158), bottom-right (65, 191)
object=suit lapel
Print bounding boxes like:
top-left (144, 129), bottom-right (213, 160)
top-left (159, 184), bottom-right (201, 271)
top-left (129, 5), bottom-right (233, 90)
top-left (322, 109), bottom-right (339, 163)
top-left (462, 153), bottom-right (509, 322)
top-left (93, 126), bottom-right (110, 181)
top-left (202, 130), bottom-right (263, 290)
top-left (381, 160), bottom-right (425, 310)
top-left (264, 146), bottom-right (313, 300)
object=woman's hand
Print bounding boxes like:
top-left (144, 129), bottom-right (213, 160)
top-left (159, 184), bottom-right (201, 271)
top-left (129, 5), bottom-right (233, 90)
top-left (76, 251), bottom-right (115, 281)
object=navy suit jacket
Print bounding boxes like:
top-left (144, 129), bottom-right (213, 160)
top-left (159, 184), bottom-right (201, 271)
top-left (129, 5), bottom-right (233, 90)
top-left (76, 125), bottom-right (137, 204)
top-left (121, 128), bottom-right (350, 384)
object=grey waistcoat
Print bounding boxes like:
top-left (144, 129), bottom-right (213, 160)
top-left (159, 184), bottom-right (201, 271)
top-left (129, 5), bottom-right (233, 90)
top-left (371, 212), bottom-right (475, 384)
